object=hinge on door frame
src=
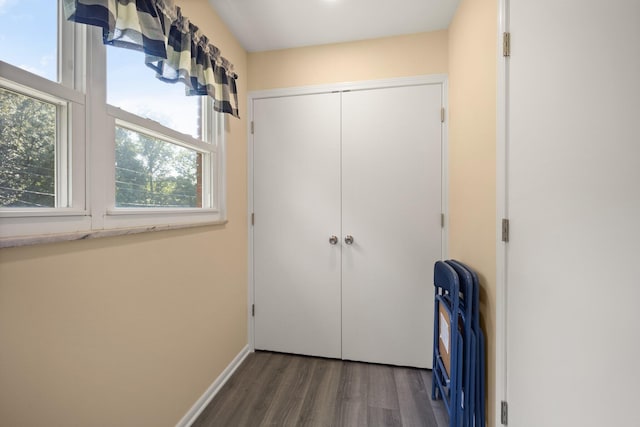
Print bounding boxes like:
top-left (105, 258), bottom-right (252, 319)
top-left (250, 121), bottom-right (254, 134)
top-left (440, 107), bottom-right (445, 123)
top-left (501, 218), bottom-right (510, 242)
top-left (251, 304), bottom-right (255, 317)
top-left (441, 213), bottom-right (445, 228)
top-left (503, 32), bottom-right (511, 57)
top-left (501, 400), bottom-right (508, 425)
top-left (251, 212), bottom-right (255, 226)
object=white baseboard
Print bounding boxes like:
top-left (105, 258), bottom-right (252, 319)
top-left (175, 345), bottom-right (251, 427)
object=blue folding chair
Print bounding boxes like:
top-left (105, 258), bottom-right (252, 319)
top-left (448, 260), bottom-right (485, 427)
top-left (432, 261), bottom-right (462, 427)
top-left (446, 260), bottom-right (475, 427)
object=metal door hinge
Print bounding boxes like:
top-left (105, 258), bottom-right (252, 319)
top-left (440, 107), bottom-right (445, 123)
top-left (503, 32), bottom-right (511, 57)
top-left (501, 400), bottom-right (508, 424)
top-left (251, 212), bottom-right (255, 226)
top-left (251, 121), bottom-right (254, 134)
top-left (252, 304), bottom-right (255, 317)
top-left (441, 213), bottom-right (445, 228)
top-left (501, 218), bottom-right (510, 242)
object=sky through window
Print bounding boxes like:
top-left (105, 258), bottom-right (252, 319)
top-left (0, 0), bottom-right (57, 81)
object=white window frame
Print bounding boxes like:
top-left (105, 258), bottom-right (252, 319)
top-left (0, 6), bottom-right (227, 245)
top-left (0, 4), bottom-right (89, 238)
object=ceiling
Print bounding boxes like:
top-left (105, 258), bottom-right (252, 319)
top-left (208, 0), bottom-right (460, 52)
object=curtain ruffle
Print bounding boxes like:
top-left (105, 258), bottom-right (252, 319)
top-left (63, 0), bottom-right (239, 118)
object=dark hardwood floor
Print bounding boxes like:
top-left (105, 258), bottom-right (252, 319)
top-left (192, 351), bottom-right (448, 427)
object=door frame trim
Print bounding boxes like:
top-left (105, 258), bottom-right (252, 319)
top-left (247, 74), bottom-right (449, 352)
top-left (496, 1), bottom-right (509, 426)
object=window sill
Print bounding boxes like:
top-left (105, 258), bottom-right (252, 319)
top-left (0, 220), bottom-right (228, 249)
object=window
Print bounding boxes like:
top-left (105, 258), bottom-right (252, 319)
top-left (115, 125), bottom-right (202, 209)
top-left (0, 1), bottom-right (226, 241)
top-left (107, 46), bottom-right (200, 138)
top-left (0, 0), bottom-right (87, 238)
top-left (105, 45), bottom-right (223, 215)
top-left (1, 87), bottom-right (60, 209)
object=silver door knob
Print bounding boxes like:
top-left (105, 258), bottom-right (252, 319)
top-left (344, 235), bottom-right (354, 245)
top-left (329, 235), bottom-right (339, 245)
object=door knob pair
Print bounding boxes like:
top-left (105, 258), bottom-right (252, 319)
top-left (329, 235), bottom-right (354, 245)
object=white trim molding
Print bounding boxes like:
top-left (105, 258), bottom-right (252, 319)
top-left (248, 74), bottom-right (448, 100)
top-left (496, 0), bottom-right (509, 426)
top-left (0, 220), bottom-right (227, 249)
top-left (175, 345), bottom-right (251, 427)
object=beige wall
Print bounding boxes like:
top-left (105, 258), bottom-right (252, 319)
top-left (448, 0), bottom-right (497, 425)
top-left (248, 31), bottom-right (448, 91)
top-left (0, 1), bottom-right (248, 426)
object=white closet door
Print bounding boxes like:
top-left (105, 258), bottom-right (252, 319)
top-left (341, 85), bottom-right (443, 368)
top-left (253, 93), bottom-right (342, 358)
top-left (506, 1), bottom-right (640, 426)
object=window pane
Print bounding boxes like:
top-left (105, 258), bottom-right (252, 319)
top-left (0, 0), bottom-right (58, 81)
top-left (115, 126), bottom-right (201, 208)
top-left (108, 47), bottom-right (200, 138)
top-left (0, 88), bottom-right (56, 208)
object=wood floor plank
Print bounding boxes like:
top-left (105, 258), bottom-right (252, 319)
top-left (368, 362), bottom-right (401, 411)
top-left (395, 367), bottom-right (439, 427)
top-left (260, 354), bottom-right (316, 426)
top-left (191, 351), bottom-right (264, 427)
top-left (420, 369), bottom-right (449, 427)
top-left (193, 352), bottom-right (285, 427)
top-left (192, 352), bottom-right (446, 427)
top-left (224, 352), bottom-right (290, 426)
top-left (333, 362), bottom-right (369, 426)
top-left (367, 406), bottom-right (402, 427)
top-left (297, 357), bottom-right (343, 426)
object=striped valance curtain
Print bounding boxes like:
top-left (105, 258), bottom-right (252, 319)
top-left (63, 0), bottom-right (239, 118)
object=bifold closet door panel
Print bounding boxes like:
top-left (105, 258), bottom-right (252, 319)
top-left (341, 85), bottom-right (442, 368)
top-left (253, 93), bottom-right (342, 358)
